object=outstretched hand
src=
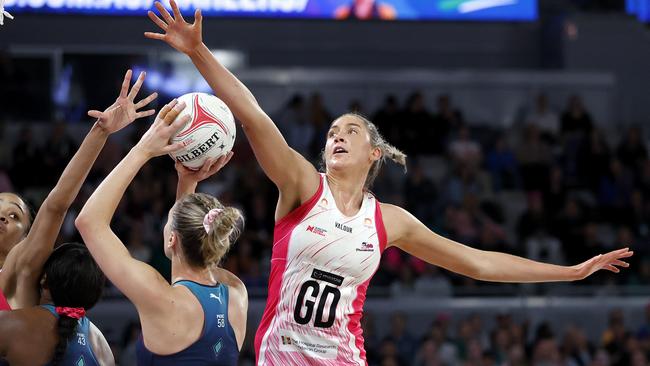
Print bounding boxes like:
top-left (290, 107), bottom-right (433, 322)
top-left (134, 99), bottom-right (188, 158)
top-left (145, 0), bottom-right (203, 55)
top-left (573, 247), bottom-right (633, 280)
top-left (88, 70), bottom-right (158, 134)
top-left (175, 152), bottom-right (233, 184)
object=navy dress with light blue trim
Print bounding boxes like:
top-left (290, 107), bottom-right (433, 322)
top-left (42, 304), bottom-right (100, 366)
top-left (136, 281), bottom-right (239, 366)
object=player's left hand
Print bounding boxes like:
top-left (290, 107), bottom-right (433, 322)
top-left (88, 69), bottom-right (158, 134)
top-left (175, 152), bottom-right (233, 183)
top-left (572, 247), bottom-right (633, 280)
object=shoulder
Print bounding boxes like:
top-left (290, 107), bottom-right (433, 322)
top-left (379, 203), bottom-right (412, 221)
top-left (379, 203), bottom-right (420, 247)
top-left (212, 268), bottom-right (248, 308)
top-left (88, 321), bottom-right (115, 366)
top-left (0, 307), bottom-right (51, 341)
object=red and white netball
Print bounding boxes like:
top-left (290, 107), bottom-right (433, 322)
top-left (169, 92), bottom-right (236, 170)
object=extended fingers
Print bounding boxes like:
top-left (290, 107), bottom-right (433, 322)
top-left (120, 69), bottom-right (132, 98)
top-left (170, 0), bottom-right (185, 22)
top-left (603, 264), bottom-right (620, 273)
top-left (128, 71), bottom-right (146, 100)
top-left (148, 10), bottom-right (168, 30)
top-left (157, 99), bottom-right (178, 122)
top-left (135, 92), bottom-right (158, 110)
top-left (163, 101), bottom-right (187, 125)
top-left (155, 1), bottom-right (174, 24)
top-left (87, 110), bottom-right (104, 119)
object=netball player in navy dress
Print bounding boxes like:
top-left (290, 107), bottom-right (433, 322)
top-left (76, 99), bottom-right (247, 365)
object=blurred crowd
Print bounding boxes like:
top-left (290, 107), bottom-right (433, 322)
top-left (359, 306), bottom-right (650, 366)
top-left (1, 91), bottom-right (649, 365)
top-left (0, 91), bottom-right (648, 296)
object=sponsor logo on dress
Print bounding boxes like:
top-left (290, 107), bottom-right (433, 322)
top-left (278, 329), bottom-right (338, 359)
top-left (356, 242), bottom-right (375, 252)
top-left (335, 222), bottom-right (353, 233)
top-left (210, 292), bottom-right (222, 304)
top-left (306, 225), bottom-right (327, 236)
top-left (363, 218), bottom-right (373, 227)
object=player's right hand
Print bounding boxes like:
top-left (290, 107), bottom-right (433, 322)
top-left (145, 0), bottom-right (203, 55)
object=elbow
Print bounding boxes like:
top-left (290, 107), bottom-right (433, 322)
top-left (74, 213), bottom-right (93, 235)
top-left (465, 255), bottom-right (492, 281)
top-left (41, 194), bottom-right (70, 217)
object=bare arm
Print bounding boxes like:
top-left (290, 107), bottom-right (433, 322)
top-left (145, 1), bottom-right (319, 207)
top-left (89, 321), bottom-right (115, 366)
top-left (383, 204), bottom-right (633, 283)
top-left (76, 100), bottom-right (187, 311)
top-left (1, 70), bottom-right (157, 309)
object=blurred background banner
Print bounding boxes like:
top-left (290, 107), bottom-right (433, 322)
top-left (4, 0), bottom-right (538, 21)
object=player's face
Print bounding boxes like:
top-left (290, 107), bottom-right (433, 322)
top-left (325, 115), bottom-right (375, 173)
top-left (0, 193), bottom-right (29, 254)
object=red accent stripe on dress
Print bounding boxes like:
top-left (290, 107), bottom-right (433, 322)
top-left (0, 287), bottom-right (11, 311)
top-left (374, 200), bottom-right (388, 253)
top-left (254, 175), bottom-right (324, 364)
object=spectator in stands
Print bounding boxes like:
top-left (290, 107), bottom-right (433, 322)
top-left (388, 313), bottom-right (416, 365)
top-left (602, 309), bottom-right (628, 365)
top-left (42, 120), bottom-right (77, 186)
top-left (517, 191), bottom-right (549, 241)
top-left (598, 158), bottom-right (634, 222)
top-left (617, 126), bottom-right (648, 171)
top-left (578, 128), bottom-right (612, 191)
top-left (563, 325), bottom-right (593, 366)
top-left (526, 93), bottom-right (560, 142)
top-left (448, 125), bottom-right (482, 170)
top-left (404, 160), bottom-right (437, 227)
top-left (433, 94), bottom-right (463, 141)
top-left (561, 95), bottom-right (594, 138)
top-left (308, 93), bottom-right (332, 160)
top-left (373, 95), bottom-right (401, 146)
top-left (276, 94), bottom-right (314, 157)
top-left (401, 91), bottom-right (435, 155)
top-left (10, 126), bottom-right (42, 189)
top-left (413, 336), bottom-right (441, 366)
top-left (486, 134), bottom-right (519, 192)
top-left (516, 125), bottom-right (553, 191)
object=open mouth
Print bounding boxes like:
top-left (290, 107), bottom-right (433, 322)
top-left (333, 146), bottom-right (348, 155)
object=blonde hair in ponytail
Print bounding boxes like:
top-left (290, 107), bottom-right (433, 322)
top-left (328, 113), bottom-right (407, 189)
top-left (171, 193), bottom-right (244, 268)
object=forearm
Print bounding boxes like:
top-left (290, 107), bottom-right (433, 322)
top-left (188, 43), bottom-right (264, 124)
top-left (475, 250), bottom-right (579, 283)
top-left (43, 123), bottom-right (109, 212)
top-left (176, 178), bottom-right (197, 200)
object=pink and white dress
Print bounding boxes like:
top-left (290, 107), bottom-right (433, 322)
top-left (255, 174), bottom-right (387, 365)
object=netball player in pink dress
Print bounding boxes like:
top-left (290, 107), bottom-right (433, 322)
top-left (145, 3), bottom-right (633, 365)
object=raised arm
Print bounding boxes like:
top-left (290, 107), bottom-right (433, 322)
top-left (0, 70), bottom-right (157, 309)
top-left (145, 1), bottom-right (319, 206)
top-left (382, 204), bottom-right (633, 283)
top-left (75, 100), bottom-right (187, 311)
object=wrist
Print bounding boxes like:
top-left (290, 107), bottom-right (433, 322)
top-left (187, 42), bottom-right (208, 59)
top-left (130, 145), bottom-right (154, 162)
top-left (91, 121), bottom-right (111, 139)
top-left (567, 265), bottom-right (583, 281)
